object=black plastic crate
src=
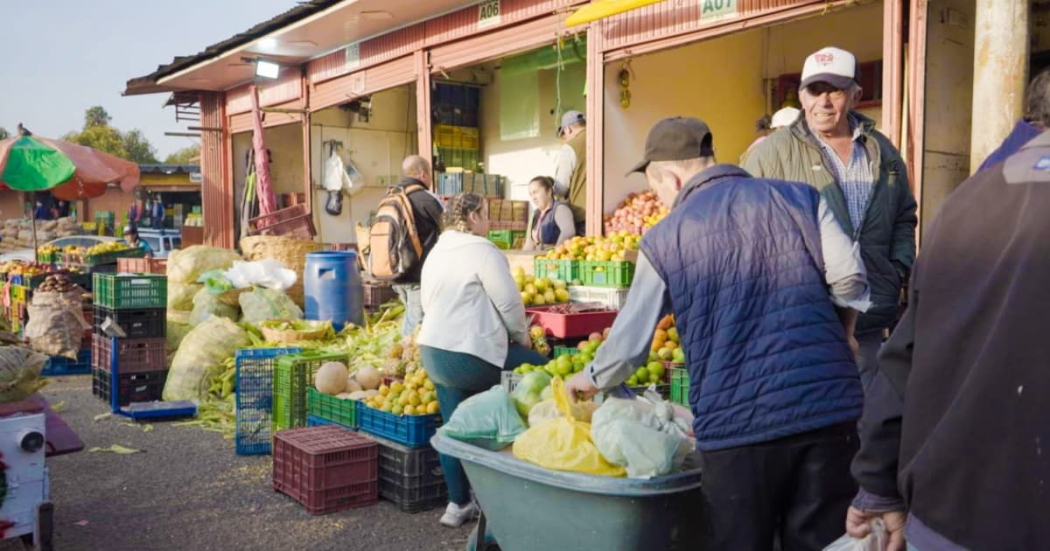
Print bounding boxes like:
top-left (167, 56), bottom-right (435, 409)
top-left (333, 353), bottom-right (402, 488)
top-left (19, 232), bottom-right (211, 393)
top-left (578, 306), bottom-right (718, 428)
top-left (366, 434), bottom-right (446, 512)
top-left (91, 367), bottom-right (166, 407)
top-left (378, 477), bottom-right (447, 513)
top-left (92, 306), bottom-right (166, 339)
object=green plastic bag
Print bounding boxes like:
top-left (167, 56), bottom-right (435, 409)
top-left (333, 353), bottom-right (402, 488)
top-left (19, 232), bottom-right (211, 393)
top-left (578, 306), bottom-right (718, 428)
top-left (239, 287), bottom-right (302, 325)
top-left (197, 269), bottom-right (233, 295)
top-left (438, 385), bottom-right (527, 451)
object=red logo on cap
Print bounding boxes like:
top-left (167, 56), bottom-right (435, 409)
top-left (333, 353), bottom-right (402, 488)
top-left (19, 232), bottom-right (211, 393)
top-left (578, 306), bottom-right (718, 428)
top-left (815, 53), bottom-right (835, 66)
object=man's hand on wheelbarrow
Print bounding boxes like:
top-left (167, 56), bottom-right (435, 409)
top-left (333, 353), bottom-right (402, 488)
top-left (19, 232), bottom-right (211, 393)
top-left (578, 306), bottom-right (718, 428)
top-left (565, 372), bottom-right (600, 402)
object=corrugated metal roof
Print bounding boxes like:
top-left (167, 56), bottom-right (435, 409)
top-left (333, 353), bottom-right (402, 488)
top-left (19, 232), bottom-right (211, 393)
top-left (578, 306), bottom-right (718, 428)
top-left (124, 0), bottom-right (342, 96)
top-left (139, 164), bottom-right (200, 174)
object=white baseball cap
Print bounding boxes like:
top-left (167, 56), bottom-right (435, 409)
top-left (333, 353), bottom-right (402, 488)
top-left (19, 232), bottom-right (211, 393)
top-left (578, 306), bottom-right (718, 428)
top-left (770, 107), bottom-right (800, 129)
top-left (801, 47), bottom-right (858, 90)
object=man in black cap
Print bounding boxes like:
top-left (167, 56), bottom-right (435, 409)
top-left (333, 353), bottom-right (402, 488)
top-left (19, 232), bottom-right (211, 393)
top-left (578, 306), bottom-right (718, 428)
top-left (567, 116), bottom-right (871, 549)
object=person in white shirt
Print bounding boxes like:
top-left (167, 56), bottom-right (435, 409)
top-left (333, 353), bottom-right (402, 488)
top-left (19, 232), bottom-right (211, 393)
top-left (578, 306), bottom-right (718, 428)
top-left (417, 193), bottom-right (548, 528)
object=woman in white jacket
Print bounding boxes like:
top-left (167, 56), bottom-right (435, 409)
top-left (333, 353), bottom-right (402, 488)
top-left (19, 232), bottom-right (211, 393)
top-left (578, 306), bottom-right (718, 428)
top-left (418, 193), bottom-right (548, 528)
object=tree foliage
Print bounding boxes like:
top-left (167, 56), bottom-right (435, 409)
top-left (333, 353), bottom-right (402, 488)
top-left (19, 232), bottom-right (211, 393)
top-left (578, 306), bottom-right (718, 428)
top-left (164, 144), bottom-right (200, 165)
top-left (0, 127), bottom-right (8, 140)
top-left (64, 106), bottom-right (157, 163)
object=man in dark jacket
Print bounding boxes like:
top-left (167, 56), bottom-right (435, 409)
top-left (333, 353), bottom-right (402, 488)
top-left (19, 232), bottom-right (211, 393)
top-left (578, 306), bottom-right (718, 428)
top-left (393, 155), bottom-right (444, 337)
top-left (846, 110), bottom-right (1050, 551)
top-left (743, 47), bottom-right (918, 392)
top-left (567, 117), bottom-right (872, 549)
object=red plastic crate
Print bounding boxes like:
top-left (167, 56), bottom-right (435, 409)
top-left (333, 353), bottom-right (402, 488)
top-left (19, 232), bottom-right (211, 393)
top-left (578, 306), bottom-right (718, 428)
top-left (248, 204), bottom-right (317, 239)
top-left (91, 335), bottom-right (167, 374)
top-left (117, 257), bottom-right (168, 275)
top-left (525, 306), bottom-right (619, 339)
top-left (273, 425), bottom-right (379, 515)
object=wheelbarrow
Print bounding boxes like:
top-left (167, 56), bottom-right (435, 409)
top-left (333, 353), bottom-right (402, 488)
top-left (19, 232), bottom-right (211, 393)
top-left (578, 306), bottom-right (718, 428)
top-left (431, 434), bottom-right (707, 551)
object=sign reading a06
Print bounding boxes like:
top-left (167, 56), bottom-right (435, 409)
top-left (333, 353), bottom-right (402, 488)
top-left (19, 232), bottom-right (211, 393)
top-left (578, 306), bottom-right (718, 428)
top-left (478, 0), bottom-right (501, 29)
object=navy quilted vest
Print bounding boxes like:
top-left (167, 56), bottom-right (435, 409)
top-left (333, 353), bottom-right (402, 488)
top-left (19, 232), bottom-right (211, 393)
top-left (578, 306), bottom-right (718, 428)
top-left (641, 166), bottom-right (863, 451)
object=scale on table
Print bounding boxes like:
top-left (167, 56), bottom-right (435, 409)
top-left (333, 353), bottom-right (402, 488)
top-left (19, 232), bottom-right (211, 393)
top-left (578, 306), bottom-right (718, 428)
top-left (101, 318), bottom-right (197, 421)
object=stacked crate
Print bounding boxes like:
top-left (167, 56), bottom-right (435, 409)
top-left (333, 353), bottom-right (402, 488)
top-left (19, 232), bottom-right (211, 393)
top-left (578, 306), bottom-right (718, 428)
top-left (90, 274), bottom-right (167, 406)
top-left (433, 82), bottom-right (480, 171)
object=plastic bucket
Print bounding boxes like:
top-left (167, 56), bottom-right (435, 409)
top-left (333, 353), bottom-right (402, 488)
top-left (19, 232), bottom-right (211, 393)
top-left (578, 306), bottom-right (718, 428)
top-left (304, 251), bottom-right (364, 331)
top-left (431, 435), bottom-right (707, 551)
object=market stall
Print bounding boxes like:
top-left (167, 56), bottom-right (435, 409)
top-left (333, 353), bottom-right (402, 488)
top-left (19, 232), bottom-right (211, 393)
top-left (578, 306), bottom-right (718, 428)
top-left (598, 1), bottom-right (888, 215)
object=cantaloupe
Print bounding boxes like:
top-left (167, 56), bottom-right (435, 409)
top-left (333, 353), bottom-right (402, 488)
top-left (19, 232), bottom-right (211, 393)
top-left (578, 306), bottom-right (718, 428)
top-left (345, 379), bottom-right (362, 393)
top-left (316, 362), bottom-right (349, 395)
top-left (355, 366), bottom-right (381, 390)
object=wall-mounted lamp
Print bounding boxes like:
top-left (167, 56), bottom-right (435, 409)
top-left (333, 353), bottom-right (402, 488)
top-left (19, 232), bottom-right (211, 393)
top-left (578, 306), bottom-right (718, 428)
top-left (243, 57), bottom-right (281, 79)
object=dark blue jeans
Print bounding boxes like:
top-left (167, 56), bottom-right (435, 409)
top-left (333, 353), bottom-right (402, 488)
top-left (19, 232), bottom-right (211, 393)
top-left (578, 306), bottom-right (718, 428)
top-left (421, 344), bottom-right (547, 505)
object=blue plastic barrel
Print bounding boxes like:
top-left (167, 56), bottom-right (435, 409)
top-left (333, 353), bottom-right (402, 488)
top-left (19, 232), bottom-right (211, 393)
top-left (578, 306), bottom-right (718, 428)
top-left (303, 251), bottom-right (364, 331)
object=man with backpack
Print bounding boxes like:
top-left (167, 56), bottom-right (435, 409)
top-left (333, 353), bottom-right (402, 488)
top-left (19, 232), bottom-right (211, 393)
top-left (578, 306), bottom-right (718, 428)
top-left (369, 155), bottom-right (444, 337)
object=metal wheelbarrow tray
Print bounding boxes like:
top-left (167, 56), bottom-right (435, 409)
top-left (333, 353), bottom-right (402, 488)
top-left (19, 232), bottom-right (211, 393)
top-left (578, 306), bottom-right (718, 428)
top-left (431, 434), bottom-right (707, 551)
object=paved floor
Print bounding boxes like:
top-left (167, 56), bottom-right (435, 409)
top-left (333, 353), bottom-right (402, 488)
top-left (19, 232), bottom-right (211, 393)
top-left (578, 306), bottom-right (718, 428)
top-left (9, 375), bottom-right (474, 551)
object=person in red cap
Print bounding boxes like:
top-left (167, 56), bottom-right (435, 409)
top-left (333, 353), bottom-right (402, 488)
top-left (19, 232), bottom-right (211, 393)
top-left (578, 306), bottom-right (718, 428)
top-left (743, 46), bottom-right (917, 394)
top-left (568, 116), bottom-right (872, 550)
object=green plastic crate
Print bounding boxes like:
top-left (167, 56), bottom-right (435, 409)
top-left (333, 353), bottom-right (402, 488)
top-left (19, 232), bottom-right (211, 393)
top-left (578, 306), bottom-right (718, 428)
top-left (273, 351), bottom-right (351, 431)
top-left (669, 365), bottom-right (689, 406)
top-left (534, 258), bottom-right (580, 283)
top-left (580, 261), bottom-right (635, 288)
top-left (553, 346), bottom-right (579, 358)
top-left (92, 274), bottom-right (166, 309)
top-left (307, 387), bottom-right (357, 429)
top-left (488, 230), bottom-right (526, 250)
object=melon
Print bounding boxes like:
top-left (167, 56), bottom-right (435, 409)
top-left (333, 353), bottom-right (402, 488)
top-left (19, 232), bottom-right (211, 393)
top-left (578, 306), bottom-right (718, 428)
top-left (355, 366), bottom-right (381, 390)
top-left (345, 379), bottom-right (363, 393)
top-left (315, 362), bottom-right (349, 395)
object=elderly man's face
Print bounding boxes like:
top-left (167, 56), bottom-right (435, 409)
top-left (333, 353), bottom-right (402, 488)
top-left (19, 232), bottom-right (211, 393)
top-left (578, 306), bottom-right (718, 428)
top-left (800, 82), bottom-right (857, 137)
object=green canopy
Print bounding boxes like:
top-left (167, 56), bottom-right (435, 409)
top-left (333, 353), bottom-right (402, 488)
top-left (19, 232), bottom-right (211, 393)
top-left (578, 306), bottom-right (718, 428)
top-left (1, 136), bottom-right (77, 191)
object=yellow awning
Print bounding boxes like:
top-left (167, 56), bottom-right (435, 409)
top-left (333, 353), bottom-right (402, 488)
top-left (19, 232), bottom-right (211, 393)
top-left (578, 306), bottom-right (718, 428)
top-left (565, 0), bottom-right (667, 27)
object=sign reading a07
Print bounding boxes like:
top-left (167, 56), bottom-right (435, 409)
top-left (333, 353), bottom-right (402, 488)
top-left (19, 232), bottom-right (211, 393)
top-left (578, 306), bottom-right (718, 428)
top-left (478, 0), bottom-right (501, 28)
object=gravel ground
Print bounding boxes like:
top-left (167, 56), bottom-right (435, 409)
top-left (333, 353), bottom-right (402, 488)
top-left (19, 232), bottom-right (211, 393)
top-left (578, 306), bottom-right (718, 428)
top-left (12, 375), bottom-right (475, 551)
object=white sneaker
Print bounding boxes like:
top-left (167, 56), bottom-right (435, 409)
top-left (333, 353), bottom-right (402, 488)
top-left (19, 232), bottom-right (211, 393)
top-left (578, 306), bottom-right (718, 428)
top-left (440, 501), bottom-right (478, 528)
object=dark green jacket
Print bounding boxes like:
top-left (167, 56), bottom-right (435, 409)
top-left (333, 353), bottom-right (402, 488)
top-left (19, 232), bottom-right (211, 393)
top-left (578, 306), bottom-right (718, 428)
top-left (741, 112), bottom-right (917, 333)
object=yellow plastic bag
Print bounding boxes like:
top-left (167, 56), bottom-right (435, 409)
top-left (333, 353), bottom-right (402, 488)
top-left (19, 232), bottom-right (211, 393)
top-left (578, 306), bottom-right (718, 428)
top-left (512, 378), bottom-right (625, 477)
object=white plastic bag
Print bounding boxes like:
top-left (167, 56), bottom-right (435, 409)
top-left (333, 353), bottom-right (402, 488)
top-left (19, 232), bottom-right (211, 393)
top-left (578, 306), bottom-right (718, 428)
top-left (224, 259), bottom-right (296, 291)
top-left (590, 390), bottom-right (694, 478)
top-left (823, 519), bottom-right (887, 551)
top-left (322, 153), bottom-right (352, 191)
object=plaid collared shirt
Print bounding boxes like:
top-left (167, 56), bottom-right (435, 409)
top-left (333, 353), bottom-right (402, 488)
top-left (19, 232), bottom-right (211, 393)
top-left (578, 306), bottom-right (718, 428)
top-left (814, 117), bottom-right (873, 236)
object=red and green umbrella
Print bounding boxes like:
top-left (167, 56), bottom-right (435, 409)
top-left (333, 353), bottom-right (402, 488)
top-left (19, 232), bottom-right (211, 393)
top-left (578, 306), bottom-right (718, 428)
top-left (0, 129), bottom-right (140, 201)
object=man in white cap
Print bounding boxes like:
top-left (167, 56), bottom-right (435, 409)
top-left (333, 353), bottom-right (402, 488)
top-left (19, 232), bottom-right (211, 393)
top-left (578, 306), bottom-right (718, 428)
top-left (553, 110), bottom-right (587, 231)
top-left (743, 47), bottom-right (917, 392)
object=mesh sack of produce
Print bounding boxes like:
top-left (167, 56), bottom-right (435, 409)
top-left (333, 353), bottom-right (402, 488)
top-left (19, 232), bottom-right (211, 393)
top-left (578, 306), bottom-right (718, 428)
top-left (35, 230), bottom-right (56, 242)
top-left (167, 281), bottom-right (202, 311)
top-left (166, 245), bottom-right (242, 284)
top-left (166, 310), bottom-right (193, 352)
top-left (238, 287), bottom-right (303, 325)
top-left (17, 230), bottom-right (32, 242)
top-left (188, 287), bottom-right (239, 326)
top-left (512, 378), bottom-right (625, 477)
top-left (41, 221), bottom-right (59, 232)
top-left (239, 235), bottom-right (321, 309)
top-left (163, 316), bottom-right (249, 401)
top-left (25, 290), bottom-right (89, 359)
top-left (438, 385), bottom-right (527, 451)
top-left (0, 347), bottom-right (48, 403)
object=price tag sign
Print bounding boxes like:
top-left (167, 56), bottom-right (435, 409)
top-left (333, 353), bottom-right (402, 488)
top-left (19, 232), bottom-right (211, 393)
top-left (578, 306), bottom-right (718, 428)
top-left (345, 42), bottom-right (361, 70)
top-left (478, 0), bottom-right (501, 29)
top-left (700, 0), bottom-right (737, 22)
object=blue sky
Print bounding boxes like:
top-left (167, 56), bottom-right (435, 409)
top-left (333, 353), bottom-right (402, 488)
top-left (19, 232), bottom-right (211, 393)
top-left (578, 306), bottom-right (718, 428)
top-left (0, 0), bottom-right (296, 159)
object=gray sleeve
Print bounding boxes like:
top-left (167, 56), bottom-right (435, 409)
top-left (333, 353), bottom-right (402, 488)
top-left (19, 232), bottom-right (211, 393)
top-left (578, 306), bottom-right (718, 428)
top-left (552, 145), bottom-right (575, 198)
top-left (585, 253), bottom-right (672, 389)
top-left (553, 205), bottom-right (577, 245)
top-left (819, 198), bottom-right (872, 311)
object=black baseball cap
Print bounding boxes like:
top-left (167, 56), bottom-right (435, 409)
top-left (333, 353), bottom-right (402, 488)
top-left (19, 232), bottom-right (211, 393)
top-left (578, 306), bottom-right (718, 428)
top-left (627, 117), bottom-right (714, 175)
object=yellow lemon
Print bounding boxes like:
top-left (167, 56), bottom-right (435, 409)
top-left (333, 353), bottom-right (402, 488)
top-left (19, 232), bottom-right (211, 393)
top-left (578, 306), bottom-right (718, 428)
top-left (390, 382), bottom-right (404, 394)
top-left (378, 385), bottom-right (389, 396)
top-left (404, 405), bottom-right (416, 415)
top-left (424, 380), bottom-right (435, 391)
top-left (426, 401), bottom-right (440, 415)
top-left (409, 393), bottom-right (421, 407)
